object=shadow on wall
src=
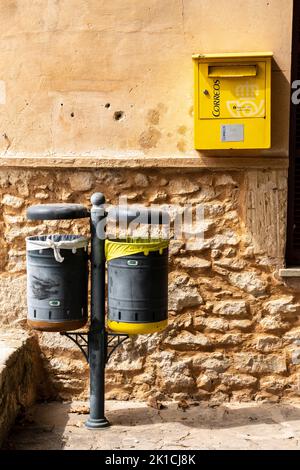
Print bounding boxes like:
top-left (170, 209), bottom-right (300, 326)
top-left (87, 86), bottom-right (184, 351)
top-left (237, 59), bottom-right (290, 265)
top-left (197, 58), bottom-right (290, 265)
top-left (34, 330), bottom-right (90, 402)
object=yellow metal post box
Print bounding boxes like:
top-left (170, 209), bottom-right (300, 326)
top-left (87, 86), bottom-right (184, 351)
top-left (193, 52), bottom-right (272, 150)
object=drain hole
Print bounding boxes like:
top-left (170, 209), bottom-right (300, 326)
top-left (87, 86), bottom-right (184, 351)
top-left (49, 311), bottom-right (52, 319)
top-left (118, 311), bottom-right (121, 320)
top-left (135, 312), bottom-right (138, 321)
top-left (33, 309), bottom-right (36, 318)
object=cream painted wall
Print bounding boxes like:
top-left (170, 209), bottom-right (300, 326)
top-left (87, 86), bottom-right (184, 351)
top-left (0, 0), bottom-right (293, 158)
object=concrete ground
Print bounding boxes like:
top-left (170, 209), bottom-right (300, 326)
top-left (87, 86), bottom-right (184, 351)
top-left (3, 400), bottom-right (300, 450)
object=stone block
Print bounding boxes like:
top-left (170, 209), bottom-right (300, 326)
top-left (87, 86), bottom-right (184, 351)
top-left (213, 300), bottom-right (248, 317)
top-left (234, 353), bottom-right (287, 374)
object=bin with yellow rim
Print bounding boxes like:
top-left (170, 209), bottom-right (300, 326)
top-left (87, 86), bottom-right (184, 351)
top-left (105, 239), bottom-right (169, 335)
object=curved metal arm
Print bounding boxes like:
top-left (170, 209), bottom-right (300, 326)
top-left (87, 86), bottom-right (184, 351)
top-left (60, 331), bottom-right (130, 365)
top-left (106, 333), bottom-right (129, 363)
top-left (60, 332), bottom-right (89, 363)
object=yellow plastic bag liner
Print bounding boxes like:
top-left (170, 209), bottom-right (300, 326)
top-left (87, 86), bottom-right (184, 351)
top-left (105, 238), bottom-right (169, 262)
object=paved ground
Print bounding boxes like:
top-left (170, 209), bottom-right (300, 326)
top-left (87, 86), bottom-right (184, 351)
top-left (3, 400), bottom-right (300, 450)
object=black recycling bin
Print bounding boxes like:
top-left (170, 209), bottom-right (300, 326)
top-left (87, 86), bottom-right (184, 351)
top-left (26, 234), bottom-right (89, 332)
top-left (24, 196), bottom-right (171, 430)
top-left (106, 238), bottom-right (169, 335)
top-left (26, 203), bottom-right (90, 332)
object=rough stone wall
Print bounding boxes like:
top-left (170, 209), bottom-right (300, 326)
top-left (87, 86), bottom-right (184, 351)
top-left (0, 329), bottom-right (50, 446)
top-left (1, 167), bottom-right (300, 403)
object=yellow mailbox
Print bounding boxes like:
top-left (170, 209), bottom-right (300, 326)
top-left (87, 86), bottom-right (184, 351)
top-left (193, 52), bottom-right (272, 150)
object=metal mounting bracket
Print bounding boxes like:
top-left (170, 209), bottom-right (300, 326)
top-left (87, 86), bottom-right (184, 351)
top-left (60, 332), bottom-right (89, 363)
top-left (106, 333), bottom-right (129, 363)
top-left (60, 331), bottom-right (129, 365)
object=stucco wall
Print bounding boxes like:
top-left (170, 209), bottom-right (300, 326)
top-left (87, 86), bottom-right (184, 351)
top-left (0, 0), bottom-right (293, 157)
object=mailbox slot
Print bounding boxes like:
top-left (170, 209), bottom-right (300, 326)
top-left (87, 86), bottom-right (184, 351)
top-left (208, 65), bottom-right (257, 78)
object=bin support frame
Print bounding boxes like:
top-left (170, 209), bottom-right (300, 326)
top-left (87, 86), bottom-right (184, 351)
top-left (61, 331), bottom-right (129, 366)
top-left (84, 193), bottom-right (130, 429)
top-left (26, 192), bottom-right (168, 430)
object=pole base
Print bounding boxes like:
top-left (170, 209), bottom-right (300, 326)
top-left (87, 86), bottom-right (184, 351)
top-left (85, 417), bottom-right (110, 429)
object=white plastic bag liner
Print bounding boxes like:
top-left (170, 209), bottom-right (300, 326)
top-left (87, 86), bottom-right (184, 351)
top-left (26, 234), bottom-right (89, 263)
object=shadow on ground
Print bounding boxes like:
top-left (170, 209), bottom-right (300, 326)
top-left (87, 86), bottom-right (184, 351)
top-left (3, 400), bottom-right (300, 450)
top-left (110, 401), bottom-right (300, 428)
top-left (3, 402), bottom-right (72, 450)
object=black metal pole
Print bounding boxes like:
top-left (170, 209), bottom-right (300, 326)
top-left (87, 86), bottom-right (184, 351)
top-left (85, 193), bottom-right (110, 429)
